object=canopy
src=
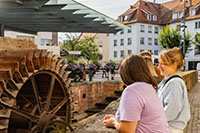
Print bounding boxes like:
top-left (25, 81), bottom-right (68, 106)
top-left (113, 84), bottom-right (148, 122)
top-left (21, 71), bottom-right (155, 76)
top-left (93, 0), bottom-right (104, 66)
top-left (0, 0), bottom-right (128, 35)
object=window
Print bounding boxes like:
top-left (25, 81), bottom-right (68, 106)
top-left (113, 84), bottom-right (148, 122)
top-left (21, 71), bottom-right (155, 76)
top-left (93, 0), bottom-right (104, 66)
top-left (154, 38), bottom-right (158, 45)
top-left (154, 50), bottom-right (158, 55)
top-left (128, 26), bottom-right (132, 33)
top-left (120, 30), bottom-right (124, 34)
top-left (119, 16), bottom-right (123, 22)
top-left (178, 12), bottom-right (183, 18)
top-left (153, 15), bottom-right (157, 21)
top-left (120, 50), bottom-right (124, 57)
top-left (172, 13), bottom-right (178, 20)
top-left (177, 24), bottom-right (181, 31)
top-left (120, 39), bottom-right (124, 46)
top-left (148, 38), bottom-right (152, 45)
top-left (148, 26), bottom-right (152, 33)
top-left (114, 40), bottom-right (117, 46)
top-left (195, 48), bottom-right (200, 55)
top-left (124, 15), bottom-right (129, 21)
top-left (41, 39), bottom-right (51, 46)
top-left (195, 22), bottom-right (200, 29)
top-left (140, 49), bottom-right (144, 53)
top-left (190, 9), bottom-right (196, 16)
top-left (128, 50), bottom-right (132, 55)
top-left (140, 25), bottom-right (145, 32)
top-left (128, 38), bottom-right (132, 45)
top-left (154, 27), bottom-right (158, 34)
top-left (148, 50), bottom-right (152, 54)
top-left (147, 14), bottom-right (152, 20)
top-left (114, 51), bottom-right (117, 57)
top-left (99, 41), bottom-right (103, 47)
top-left (140, 37), bottom-right (145, 45)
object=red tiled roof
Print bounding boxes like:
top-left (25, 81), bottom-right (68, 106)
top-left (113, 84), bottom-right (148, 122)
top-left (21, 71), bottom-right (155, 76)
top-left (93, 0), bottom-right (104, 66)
top-left (118, 0), bottom-right (200, 25)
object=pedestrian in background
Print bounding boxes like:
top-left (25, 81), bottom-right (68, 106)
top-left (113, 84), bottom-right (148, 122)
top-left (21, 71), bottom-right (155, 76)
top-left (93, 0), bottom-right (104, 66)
top-left (157, 47), bottom-right (190, 133)
top-left (102, 65), bottom-right (108, 78)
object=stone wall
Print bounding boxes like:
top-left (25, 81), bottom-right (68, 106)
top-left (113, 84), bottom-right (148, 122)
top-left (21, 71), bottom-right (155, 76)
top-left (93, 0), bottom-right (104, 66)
top-left (70, 70), bottom-right (198, 114)
top-left (180, 70), bottom-right (198, 91)
top-left (70, 81), bottom-right (124, 113)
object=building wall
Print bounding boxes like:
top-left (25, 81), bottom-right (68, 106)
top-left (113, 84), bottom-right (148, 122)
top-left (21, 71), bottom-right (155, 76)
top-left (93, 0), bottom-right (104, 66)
top-left (95, 33), bottom-right (110, 62)
top-left (109, 23), bottom-right (162, 62)
top-left (4, 31), bottom-right (60, 55)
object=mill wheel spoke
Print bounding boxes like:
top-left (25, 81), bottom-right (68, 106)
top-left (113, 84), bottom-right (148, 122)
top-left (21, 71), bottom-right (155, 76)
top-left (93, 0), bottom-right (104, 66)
top-left (30, 76), bottom-right (42, 113)
top-left (0, 102), bottom-right (39, 123)
top-left (44, 75), bottom-right (56, 112)
top-left (50, 97), bottom-right (68, 115)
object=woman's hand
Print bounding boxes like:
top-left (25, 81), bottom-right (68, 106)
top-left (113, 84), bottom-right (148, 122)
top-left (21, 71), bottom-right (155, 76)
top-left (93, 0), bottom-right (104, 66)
top-left (103, 115), bottom-right (115, 128)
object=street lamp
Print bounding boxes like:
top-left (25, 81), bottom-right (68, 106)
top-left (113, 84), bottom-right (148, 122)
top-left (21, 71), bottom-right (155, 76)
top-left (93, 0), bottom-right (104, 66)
top-left (182, 0), bottom-right (186, 58)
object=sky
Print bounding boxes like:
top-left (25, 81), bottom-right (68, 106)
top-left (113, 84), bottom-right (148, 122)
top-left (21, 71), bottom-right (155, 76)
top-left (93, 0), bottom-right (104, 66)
top-left (75, 0), bottom-right (172, 19)
top-left (59, 0), bottom-right (172, 42)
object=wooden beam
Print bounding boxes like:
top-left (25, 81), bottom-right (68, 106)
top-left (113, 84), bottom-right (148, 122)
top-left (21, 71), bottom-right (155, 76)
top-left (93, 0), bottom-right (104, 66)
top-left (0, 24), bottom-right (4, 37)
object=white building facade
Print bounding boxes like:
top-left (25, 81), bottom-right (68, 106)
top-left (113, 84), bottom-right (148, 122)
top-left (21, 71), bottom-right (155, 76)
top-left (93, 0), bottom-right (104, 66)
top-left (109, 0), bottom-right (200, 70)
top-left (110, 23), bottom-right (162, 62)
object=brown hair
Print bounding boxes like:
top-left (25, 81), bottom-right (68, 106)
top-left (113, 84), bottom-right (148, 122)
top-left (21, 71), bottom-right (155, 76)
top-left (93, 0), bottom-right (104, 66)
top-left (119, 54), bottom-right (158, 91)
top-left (159, 47), bottom-right (184, 71)
top-left (139, 51), bottom-right (152, 61)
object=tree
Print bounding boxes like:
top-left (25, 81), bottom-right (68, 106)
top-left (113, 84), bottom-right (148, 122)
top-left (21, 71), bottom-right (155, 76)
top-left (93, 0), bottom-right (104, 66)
top-left (61, 34), bottom-right (102, 65)
top-left (158, 25), bottom-right (193, 57)
top-left (61, 33), bottom-right (81, 64)
top-left (79, 36), bottom-right (102, 65)
top-left (194, 32), bottom-right (200, 54)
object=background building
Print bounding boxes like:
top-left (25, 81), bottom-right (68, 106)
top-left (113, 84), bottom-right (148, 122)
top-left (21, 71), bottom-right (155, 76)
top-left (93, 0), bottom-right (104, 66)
top-left (5, 31), bottom-right (60, 55)
top-left (109, 0), bottom-right (200, 70)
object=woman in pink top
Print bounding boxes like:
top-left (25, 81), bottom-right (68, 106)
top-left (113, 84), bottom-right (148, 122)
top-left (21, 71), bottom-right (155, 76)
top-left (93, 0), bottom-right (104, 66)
top-left (103, 55), bottom-right (169, 133)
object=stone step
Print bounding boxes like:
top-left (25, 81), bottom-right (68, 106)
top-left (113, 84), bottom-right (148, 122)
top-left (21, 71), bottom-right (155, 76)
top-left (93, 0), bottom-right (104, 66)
top-left (85, 108), bottom-right (103, 115)
top-left (71, 112), bottom-right (88, 123)
top-left (114, 90), bottom-right (123, 96)
top-left (106, 96), bottom-right (120, 102)
top-left (95, 102), bottom-right (109, 109)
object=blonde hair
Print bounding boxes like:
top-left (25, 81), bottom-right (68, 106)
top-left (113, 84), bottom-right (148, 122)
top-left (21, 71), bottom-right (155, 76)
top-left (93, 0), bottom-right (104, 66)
top-left (159, 47), bottom-right (184, 71)
top-left (119, 54), bottom-right (158, 91)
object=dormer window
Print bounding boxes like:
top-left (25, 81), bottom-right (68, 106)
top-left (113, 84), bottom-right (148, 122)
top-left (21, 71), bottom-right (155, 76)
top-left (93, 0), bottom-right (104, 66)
top-left (178, 12), bottom-right (184, 19)
top-left (190, 9), bottom-right (196, 16)
top-left (119, 16), bottom-right (123, 22)
top-left (172, 13), bottom-right (178, 20)
top-left (153, 15), bottom-right (157, 21)
top-left (147, 14), bottom-right (152, 20)
top-left (124, 15), bottom-right (129, 21)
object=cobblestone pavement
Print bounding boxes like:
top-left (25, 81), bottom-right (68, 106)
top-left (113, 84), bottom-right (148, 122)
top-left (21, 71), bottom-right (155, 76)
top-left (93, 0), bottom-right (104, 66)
top-left (184, 74), bottom-right (200, 133)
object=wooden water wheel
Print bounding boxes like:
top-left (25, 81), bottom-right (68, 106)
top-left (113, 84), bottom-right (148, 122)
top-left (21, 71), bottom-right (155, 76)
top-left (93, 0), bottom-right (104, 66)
top-left (0, 50), bottom-right (73, 132)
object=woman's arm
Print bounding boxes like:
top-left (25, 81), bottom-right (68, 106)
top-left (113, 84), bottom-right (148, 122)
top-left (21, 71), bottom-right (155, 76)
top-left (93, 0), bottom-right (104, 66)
top-left (114, 120), bottom-right (137, 133)
top-left (103, 116), bottom-right (137, 133)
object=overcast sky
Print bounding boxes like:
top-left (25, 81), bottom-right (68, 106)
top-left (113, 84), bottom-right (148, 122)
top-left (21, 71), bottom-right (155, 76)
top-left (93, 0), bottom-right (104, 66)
top-left (75, 0), bottom-right (172, 19)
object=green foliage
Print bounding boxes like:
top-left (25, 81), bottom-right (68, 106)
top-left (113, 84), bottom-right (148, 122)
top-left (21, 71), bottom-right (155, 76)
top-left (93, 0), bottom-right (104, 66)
top-left (79, 36), bottom-right (102, 63)
top-left (158, 25), bottom-right (182, 48)
top-left (194, 32), bottom-right (200, 54)
top-left (61, 34), bottom-right (102, 65)
top-left (61, 33), bottom-right (81, 64)
top-left (105, 60), bottom-right (117, 67)
top-left (158, 25), bottom-right (193, 57)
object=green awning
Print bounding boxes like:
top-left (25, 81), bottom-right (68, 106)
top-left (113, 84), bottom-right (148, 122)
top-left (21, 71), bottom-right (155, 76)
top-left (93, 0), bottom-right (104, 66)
top-left (0, 0), bottom-right (128, 34)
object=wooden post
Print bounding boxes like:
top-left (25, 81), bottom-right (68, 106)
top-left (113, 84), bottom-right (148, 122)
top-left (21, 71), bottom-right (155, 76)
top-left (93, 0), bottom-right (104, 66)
top-left (0, 24), bottom-right (4, 37)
